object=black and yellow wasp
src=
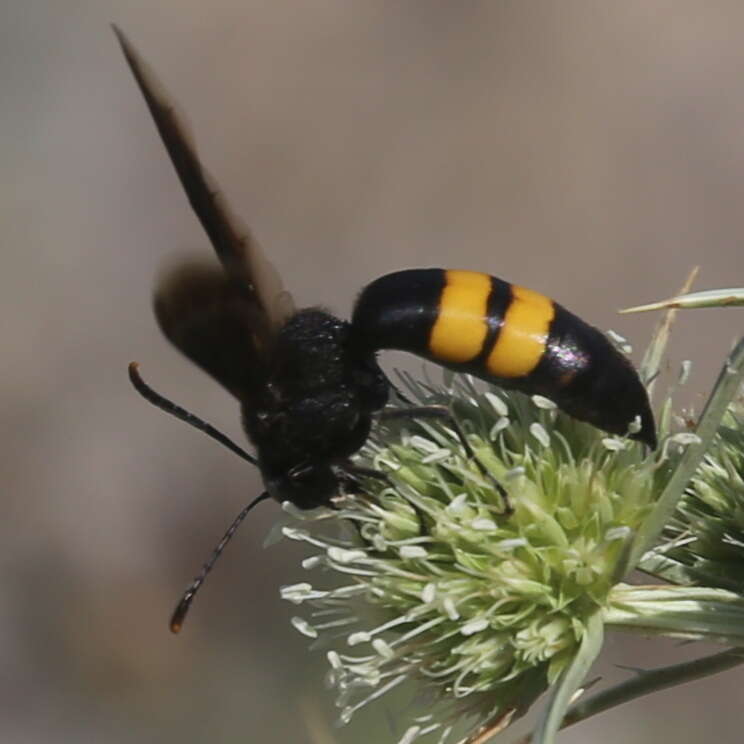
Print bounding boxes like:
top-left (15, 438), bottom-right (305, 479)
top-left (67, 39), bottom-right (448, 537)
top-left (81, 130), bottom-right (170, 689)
top-left (115, 28), bottom-right (656, 632)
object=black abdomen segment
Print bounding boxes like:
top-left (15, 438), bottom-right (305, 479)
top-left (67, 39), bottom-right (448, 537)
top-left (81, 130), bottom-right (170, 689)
top-left (351, 269), bottom-right (656, 448)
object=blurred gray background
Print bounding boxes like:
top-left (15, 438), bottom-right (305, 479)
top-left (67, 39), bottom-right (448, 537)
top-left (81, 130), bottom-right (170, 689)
top-left (3, 1), bottom-right (744, 742)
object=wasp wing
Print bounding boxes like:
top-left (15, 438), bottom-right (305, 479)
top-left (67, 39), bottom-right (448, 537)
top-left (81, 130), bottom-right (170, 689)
top-left (153, 260), bottom-right (276, 400)
top-left (114, 27), bottom-right (295, 399)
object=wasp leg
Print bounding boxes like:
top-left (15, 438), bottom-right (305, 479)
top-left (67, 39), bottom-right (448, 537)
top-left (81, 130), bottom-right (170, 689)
top-left (338, 462), bottom-right (391, 483)
top-left (335, 461), bottom-right (434, 538)
top-left (334, 462), bottom-right (392, 501)
top-left (378, 405), bottom-right (513, 515)
top-left (388, 382), bottom-right (416, 406)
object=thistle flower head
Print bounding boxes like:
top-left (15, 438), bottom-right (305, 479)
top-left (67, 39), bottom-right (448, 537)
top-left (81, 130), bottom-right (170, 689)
top-left (651, 390), bottom-right (744, 592)
top-left (279, 373), bottom-right (660, 742)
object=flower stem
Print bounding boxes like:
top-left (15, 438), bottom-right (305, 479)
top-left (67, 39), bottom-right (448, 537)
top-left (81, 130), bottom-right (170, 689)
top-left (515, 648), bottom-right (744, 744)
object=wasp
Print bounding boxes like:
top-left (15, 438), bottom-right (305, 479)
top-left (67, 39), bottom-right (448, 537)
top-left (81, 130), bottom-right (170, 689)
top-left (115, 28), bottom-right (656, 632)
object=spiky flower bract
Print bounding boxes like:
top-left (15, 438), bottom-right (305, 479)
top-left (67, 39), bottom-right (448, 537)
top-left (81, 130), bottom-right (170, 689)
top-left (644, 392), bottom-right (744, 593)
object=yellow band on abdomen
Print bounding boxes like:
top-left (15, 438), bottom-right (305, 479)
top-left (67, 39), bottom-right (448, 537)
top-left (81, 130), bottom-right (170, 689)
top-left (486, 285), bottom-right (554, 378)
top-left (429, 270), bottom-right (490, 363)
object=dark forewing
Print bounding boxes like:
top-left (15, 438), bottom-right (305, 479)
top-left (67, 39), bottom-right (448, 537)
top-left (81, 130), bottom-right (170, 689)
top-left (153, 261), bottom-right (271, 400)
top-left (113, 26), bottom-right (294, 345)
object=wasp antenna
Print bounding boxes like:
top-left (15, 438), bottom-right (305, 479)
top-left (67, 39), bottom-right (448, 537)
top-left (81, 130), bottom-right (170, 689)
top-left (170, 491), bottom-right (272, 633)
top-left (128, 362), bottom-right (259, 466)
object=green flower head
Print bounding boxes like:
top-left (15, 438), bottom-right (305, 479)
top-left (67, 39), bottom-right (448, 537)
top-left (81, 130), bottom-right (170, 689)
top-left (279, 372), bottom-right (659, 742)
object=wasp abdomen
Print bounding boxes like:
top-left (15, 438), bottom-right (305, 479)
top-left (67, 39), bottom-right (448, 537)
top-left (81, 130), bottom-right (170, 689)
top-left (351, 268), bottom-right (656, 448)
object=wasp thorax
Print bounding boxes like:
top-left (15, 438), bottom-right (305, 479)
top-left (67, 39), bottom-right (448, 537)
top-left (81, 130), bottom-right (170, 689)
top-left (239, 309), bottom-right (390, 502)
